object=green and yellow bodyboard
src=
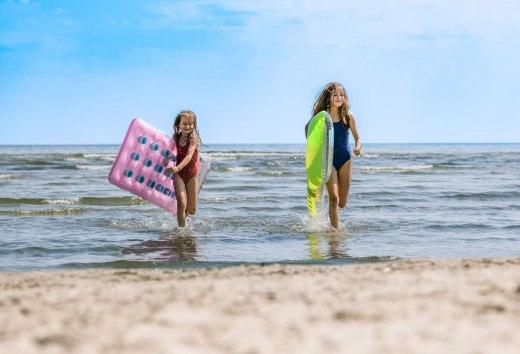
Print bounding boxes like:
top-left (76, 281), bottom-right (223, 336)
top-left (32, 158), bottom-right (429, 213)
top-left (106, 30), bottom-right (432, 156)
top-left (305, 111), bottom-right (334, 217)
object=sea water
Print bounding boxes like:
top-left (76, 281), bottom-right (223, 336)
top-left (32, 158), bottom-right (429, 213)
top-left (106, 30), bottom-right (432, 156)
top-left (0, 144), bottom-right (519, 271)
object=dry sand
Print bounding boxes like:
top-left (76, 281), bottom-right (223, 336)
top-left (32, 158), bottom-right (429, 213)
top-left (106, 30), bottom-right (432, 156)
top-left (1, 258), bottom-right (519, 354)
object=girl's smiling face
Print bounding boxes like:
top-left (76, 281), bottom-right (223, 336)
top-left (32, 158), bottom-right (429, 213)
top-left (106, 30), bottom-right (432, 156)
top-left (331, 87), bottom-right (347, 108)
top-left (179, 116), bottom-right (194, 136)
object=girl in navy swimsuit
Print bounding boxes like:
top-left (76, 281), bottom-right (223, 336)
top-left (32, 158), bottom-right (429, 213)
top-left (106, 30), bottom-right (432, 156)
top-left (305, 82), bottom-right (362, 229)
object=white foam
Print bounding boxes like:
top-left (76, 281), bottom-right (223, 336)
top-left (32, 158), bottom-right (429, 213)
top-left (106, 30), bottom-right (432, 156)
top-left (13, 207), bottom-right (86, 216)
top-left (201, 195), bottom-right (272, 202)
top-left (209, 152), bottom-right (301, 159)
top-left (67, 154), bottom-right (115, 162)
top-left (292, 206), bottom-right (350, 234)
top-left (361, 153), bottom-right (380, 158)
top-left (224, 167), bottom-right (255, 172)
top-left (106, 217), bottom-right (175, 233)
top-left (83, 153), bottom-right (116, 159)
top-left (0, 174), bottom-right (16, 179)
top-left (355, 164), bottom-right (434, 171)
top-left (76, 165), bottom-right (111, 170)
top-left (131, 196), bottom-right (147, 205)
top-left (207, 156), bottom-right (234, 161)
top-left (45, 197), bottom-right (80, 205)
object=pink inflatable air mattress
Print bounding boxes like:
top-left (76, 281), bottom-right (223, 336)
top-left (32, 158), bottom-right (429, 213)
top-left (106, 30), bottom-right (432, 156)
top-left (108, 118), bottom-right (210, 215)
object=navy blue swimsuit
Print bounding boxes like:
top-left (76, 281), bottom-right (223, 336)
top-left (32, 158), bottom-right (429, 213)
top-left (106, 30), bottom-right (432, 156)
top-left (333, 121), bottom-right (352, 171)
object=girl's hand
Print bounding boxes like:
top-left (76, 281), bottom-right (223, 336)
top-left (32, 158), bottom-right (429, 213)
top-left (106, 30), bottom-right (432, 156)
top-left (348, 112), bottom-right (362, 157)
top-left (189, 132), bottom-right (200, 147)
top-left (166, 166), bottom-right (178, 174)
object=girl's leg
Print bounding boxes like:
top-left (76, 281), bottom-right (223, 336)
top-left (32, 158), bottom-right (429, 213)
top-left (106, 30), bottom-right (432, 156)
top-left (185, 176), bottom-right (199, 215)
top-left (326, 168), bottom-right (340, 229)
top-left (337, 160), bottom-right (353, 208)
top-left (173, 176), bottom-right (187, 227)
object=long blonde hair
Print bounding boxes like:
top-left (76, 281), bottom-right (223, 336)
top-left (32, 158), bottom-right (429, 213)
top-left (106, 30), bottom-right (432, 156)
top-left (173, 110), bottom-right (201, 145)
top-left (312, 82), bottom-right (350, 129)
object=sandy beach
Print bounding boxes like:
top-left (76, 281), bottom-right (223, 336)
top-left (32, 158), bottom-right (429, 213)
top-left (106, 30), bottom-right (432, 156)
top-left (1, 258), bottom-right (519, 354)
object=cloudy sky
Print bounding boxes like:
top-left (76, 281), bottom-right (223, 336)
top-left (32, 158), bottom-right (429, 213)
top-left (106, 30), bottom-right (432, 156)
top-left (1, 0), bottom-right (519, 144)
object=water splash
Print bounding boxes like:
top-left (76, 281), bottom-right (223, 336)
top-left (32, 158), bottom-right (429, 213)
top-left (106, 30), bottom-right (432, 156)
top-left (296, 207), bottom-right (348, 234)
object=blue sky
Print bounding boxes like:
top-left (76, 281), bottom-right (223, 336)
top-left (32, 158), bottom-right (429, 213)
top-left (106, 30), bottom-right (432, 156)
top-left (1, 0), bottom-right (519, 144)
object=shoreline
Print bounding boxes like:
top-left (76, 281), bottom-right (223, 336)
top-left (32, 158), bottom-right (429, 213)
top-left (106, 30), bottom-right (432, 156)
top-left (1, 257), bottom-right (519, 353)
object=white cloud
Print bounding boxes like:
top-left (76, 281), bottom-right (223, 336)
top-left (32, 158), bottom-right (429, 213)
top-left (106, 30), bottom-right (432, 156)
top-left (145, 0), bottom-right (520, 44)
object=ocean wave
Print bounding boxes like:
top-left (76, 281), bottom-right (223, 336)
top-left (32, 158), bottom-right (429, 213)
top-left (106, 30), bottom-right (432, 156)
top-left (0, 196), bottom-right (146, 206)
top-left (219, 167), bottom-right (256, 172)
top-left (76, 165), bottom-right (112, 170)
top-left (9, 159), bottom-right (58, 166)
top-left (207, 151), bottom-right (302, 160)
top-left (503, 224), bottom-right (520, 230)
top-left (100, 217), bottom-right (175, 233)
top-left (83, 153), bottom-right (115, 159)
top-left (0, 197), bottom-right (49, 205)
top-left (445, 190), bottom-right (520, 201)
top-left (58, 256), bottom-right (399, 270)
top-left (76, 153), bottom-right (117, 162)
top-left (5, 244), bottom-right (121, 256)
top-left (361, 153), bottom-right (380, 158)
top-left (201, 195), bottom-right (274, 202)
top-left (65, 153), bottom-right (116, 160)
top-left (253, 170), bottom-right (297, 177)
top-left (45, 197), bottom-right (81, 205)
top-left (424, 223), bottom-right (494, 230)
top-left (3, 153), bottom-right (116, 164)
top-left (355, 164), bottom-right (434, 171)
top-left (66, 156), bottom-right (114, 163)
top-left (206, 157), bottom-right (234, 161)
top-left (0, 207), bottom-right (87, 216)
top-left (64, 157), bottom-right (87, 162)
top-left (0, 174), bottom-right (16, 179)
top-left (57, 260), bottom-right (239, 270)
top-left (263, 171), bottom-right (285, 175)
top-left (79, 196), bottom-right (147, 206)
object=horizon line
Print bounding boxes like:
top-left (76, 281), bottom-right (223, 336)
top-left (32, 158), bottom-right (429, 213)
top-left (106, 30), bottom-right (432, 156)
top-left (2, 142), bottom-right (520, 147)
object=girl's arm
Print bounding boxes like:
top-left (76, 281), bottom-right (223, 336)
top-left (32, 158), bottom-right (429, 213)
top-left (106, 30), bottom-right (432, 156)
top-left (349, 112), bottom-right (362, 156)
top-left (172, 134), bottom-right (199, 173)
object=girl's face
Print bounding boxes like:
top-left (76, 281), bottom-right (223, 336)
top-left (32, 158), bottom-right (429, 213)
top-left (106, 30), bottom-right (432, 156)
top-left (330, 87), bottom-right (347, 108)
top-left (178, 116), bottom-right (195, 136)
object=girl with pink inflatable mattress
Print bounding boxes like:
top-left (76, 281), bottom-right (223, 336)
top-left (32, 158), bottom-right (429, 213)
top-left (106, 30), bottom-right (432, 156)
top-left (165, 110), bottom-right (201, 227)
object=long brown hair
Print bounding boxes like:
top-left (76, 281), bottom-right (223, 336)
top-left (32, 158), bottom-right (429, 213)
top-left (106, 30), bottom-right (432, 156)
top-left (312, 82), bottom-right (350, 129)
top-left (172, 110), bottom-right (201, 145)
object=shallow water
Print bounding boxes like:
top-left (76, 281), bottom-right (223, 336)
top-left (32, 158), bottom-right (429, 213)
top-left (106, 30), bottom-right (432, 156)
top-left (1, 144), bottom-right (519, 271)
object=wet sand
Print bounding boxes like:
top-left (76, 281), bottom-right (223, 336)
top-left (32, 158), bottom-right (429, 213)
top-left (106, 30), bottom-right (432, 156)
top-left (1, 258), bottom-right (519, 353)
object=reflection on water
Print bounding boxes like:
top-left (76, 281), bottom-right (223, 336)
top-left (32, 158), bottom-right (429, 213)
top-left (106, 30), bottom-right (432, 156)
top-left (306, 233), bottom-right (349, 260)
top-left (122, 232), bottom-right (197, 262)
